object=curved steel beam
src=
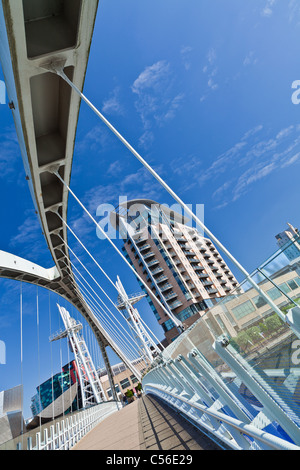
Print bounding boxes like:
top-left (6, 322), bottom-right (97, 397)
top-left (0, 0), bottom-right (142, 391)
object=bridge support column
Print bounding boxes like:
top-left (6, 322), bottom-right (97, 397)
top-left (97, 336), bottom-right (119, 403)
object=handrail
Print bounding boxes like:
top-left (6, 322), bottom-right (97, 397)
top-left (143, 383), bottom-right (300, 450)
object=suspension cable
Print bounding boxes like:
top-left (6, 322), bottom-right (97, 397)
top-left (46, 64), bottom-right (286, 323)
top-left (58, 251), bottom-right (147, 357)
top-left (58, 240), bottom-right (162, 354)
top-left (58, 231), bottom-right (165, 352)
top-left (69, 277), bottom-right (143, 362)
top-left (69, 278), bottom-right (143, 373)
top-left (54, 188), bottom-right (183, 329)
top-left (19, 281), bottom-right (24, 443)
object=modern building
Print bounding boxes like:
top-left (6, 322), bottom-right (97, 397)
top-left (275, 223), bottom-right (300, 262)
top-left (98, 358), bottom-right (146, 401)
top-left (111, 199), bottom-right (239, 344)
top-left (0, 385), bottom-right (24, 446)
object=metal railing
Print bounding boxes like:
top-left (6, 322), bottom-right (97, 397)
top-left (14, 401), bottom-right (120, 450)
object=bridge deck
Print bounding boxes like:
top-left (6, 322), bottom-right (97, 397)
top-left (73, 395), bottom-right (222, 451)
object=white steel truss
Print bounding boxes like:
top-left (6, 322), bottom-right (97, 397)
top-left (115, 276), bottom-right (160, 365)
top-left (50, 304), bottom-right (105, 409)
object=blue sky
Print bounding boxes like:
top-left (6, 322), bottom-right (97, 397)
top-left (1, 0), bottom-right (300, 418)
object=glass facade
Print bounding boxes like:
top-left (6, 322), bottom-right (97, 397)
top-left (231, 299), bottom-right (256, 320)
top-left (30, 361), bottom-right (81, 417)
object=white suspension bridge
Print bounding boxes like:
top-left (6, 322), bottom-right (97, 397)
top-left (1, 0), bottom-right (300, 451)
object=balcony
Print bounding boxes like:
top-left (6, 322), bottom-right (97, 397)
top-left (139, 244), bottom-right (151, 252)
top-left (135, 237), bottom-right (148, 245)
top-left (197, 272), bottom-right (208, 279)
top-left (182, 249), bottom-right (195, 256)
top-left (164, 291), bottom-right (178, 301)
top-left (169, 250), bottom-right (177, 257)
top-left (193, 265), bottom-right (204, 271)
top-left (169, 300), bottom-right (183, 310)
top-left (155, 275), bottom-right (168, 284)
top-left (147, 259), bottom-right (159, 268)
top-left (177, 267), bottom-right (186, 273)
top-left (143, 251), bottom-right (155, 260)
top-left (195, 242), bottom-right (206, 252)
top-left (186, 282), bottom-right (196, 289)
top-left (160, 283), bottom-right (173, 293)
top-left (206, 287), bottom-right (218, 294)
top-left (151, 267), bottom-right (164, 275)
top-left (164, 243), bottom-right (172, 250)
top-left (177, 238), bottom-right (188, 244)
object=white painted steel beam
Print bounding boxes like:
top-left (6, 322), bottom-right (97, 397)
top-left (0, 1), bottom-right (141, 395)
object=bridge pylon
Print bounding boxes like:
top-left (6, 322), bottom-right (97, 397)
top-left (115, 276), bottom-right (160, 366)
top-left (50, 304), bottom-right (105, 408)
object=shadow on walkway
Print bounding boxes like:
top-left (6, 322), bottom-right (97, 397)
top-left (73, 394), bottom-right (222, 450)
top-left (138, 394), bottom-right (222, 451)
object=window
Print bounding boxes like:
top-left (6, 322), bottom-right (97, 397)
top-left (106, 384), bottom-right (120, 398)
top-left (288, 279), bottom-right (298, 291)
top-left (130, 375), bottom-right (138, 384)
top-left (232, 300), bottom-right (256, 320)
top-left (120, 378), bottom-right (130, 390)
top-left (266, 287), bottom-right (282, 301)
top-left (162, 319), bottom-right (176, 332)
top-left (253, 295), bottom-right (267, 309)
top-left (294, 277), bottom-right (300, 287)
top-left (177, 307), bottom-right (192, 322)
top-left (278, 283), bottom-right (291, 295)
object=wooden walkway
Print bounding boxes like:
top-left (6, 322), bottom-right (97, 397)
top-left (73, 394), bottom-right (222, 451)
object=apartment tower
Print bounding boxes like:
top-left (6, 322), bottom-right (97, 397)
top-left (111, 199), bottom-right (238, 344)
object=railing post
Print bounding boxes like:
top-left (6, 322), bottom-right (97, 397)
top-left (50, 425), bottom-right (55, 450)
top-left (175, 355), bottom-right (214, 406)
top-left (164, 363), bottom-right (184, 393)
top-left (168, 359), bottom-right (195, 398)
top-left (56, 423), bottom-right (61, 450)
top-left (44, 428), bottom-right (49, 450)
top-left (188, 348), bottom-right (252, 423)
top-left (36, 432), bottom-right (41, 451)
top-left (27, 436), bottom-right (33, 451)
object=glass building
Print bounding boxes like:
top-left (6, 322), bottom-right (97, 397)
top-left (30, 361), bottom-right (81, 418)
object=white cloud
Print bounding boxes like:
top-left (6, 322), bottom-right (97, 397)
top-left (261, 0), bottom-right (276, 17)
top-left (281, 152), bottom-right (300, 168)
top-left (102, 87), bottom-right (123, 115)
top-left (195, 124), bottom-right (300, 209)
top-left (132, 61), bottom-right (170, 95)
top-left (243, 51), bottom-right (257, 67)
top-left (131, 61), bottom-right (184, 148)
top-left (288, 0), bottom-right (300, 24)
top-left (201, 48), bottom-right (219, 98)
top-left (180, 45), bottom-right (193, 71)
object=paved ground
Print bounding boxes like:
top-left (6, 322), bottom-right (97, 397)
top-left (73, 394), bottom-right (222, 451)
